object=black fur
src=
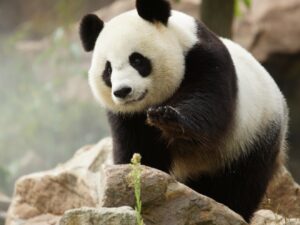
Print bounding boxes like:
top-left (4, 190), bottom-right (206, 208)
top-left (108, 112), bottom-right (171, 173)
top-left (129, 52), bottom-right (152, 77)
top-left (103, 61), bottom-right (112, 87)
top-left (80, 14), bottom-right (104, 52)
top-left (136, 0), bottom-right (171, 25)
top-left (107, 20), bottom-right (280, 222)
top-left (147, 21), bottom-right (237, 143)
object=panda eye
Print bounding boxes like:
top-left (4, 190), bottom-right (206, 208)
top-left (105, 61), bottom-right (112, 75)
top-left (102, 61), bottom-right (112, 87)
top-left (129, 52), bottom-right (152, 77)
top-left (131, 55), bottom-right (142, 66)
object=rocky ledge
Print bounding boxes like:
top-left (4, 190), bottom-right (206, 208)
top-left (5, 138), bottom-right (300, 225)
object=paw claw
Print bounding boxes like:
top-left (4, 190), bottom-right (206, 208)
top-left (147, 106), bottom-right (180, 125)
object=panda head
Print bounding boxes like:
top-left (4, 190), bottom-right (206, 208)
top-left (80, 0), bottom-right (187, 113)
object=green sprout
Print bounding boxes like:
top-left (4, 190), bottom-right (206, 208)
top-left (130, 153), bottom-right (144, 225)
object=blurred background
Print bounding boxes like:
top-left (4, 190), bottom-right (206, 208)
top-left (0, 0), bottom-right (299, 201)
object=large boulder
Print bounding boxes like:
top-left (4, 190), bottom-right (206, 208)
top-left (99, 165), bottom-right (246, 225)
top-left (6, 137), bottom-right (247, 225)
top-left (5, 138), bottom-right (112, 225)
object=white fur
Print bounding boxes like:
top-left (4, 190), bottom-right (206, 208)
top-left (88, 10), bottom-right (198, 113)
top-left (168, 11), bottom-right (199, 53)
top-left (220, 38), bottom-right (288, 163)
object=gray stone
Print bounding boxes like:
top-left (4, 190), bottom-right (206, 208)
top-left (6, 138), bottom-right (112, 225)
top-left (100, 165), bottom-right (247, 225)
top-left (59, 207), bottom-right (137, 225)
top-left (251, 210), bottom-right (300, 225)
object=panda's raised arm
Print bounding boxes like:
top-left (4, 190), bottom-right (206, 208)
top-left (147, 30), bottom-right (237, 141)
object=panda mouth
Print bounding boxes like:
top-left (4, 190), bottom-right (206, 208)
top-left (125, 90), bottom-right (148, 104)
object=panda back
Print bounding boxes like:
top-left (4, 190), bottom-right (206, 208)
top-left (221, 38), bottom-right (288, 159)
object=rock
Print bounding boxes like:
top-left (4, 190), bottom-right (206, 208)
top-left (6, 214), bottom-right (61, 225)
top-left (5, 138), bottom-right (112, 225)
top-left (234, 0), bottom-right (300, 62)
top-left (6, 136), bottom-right (300, 225)
top-left (100, 165), bottom-right (247, 225)
top-left (6, 135), bottom-right (247, 225)
top-left (251, 210), bottom-right (300, 225)
top-left (59, 207), bottom-right (137, 225)
top-left (260, 166), bottom-right (300, 218)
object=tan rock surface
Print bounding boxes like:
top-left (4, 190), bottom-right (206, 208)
top-left (5, 138), bottom-right (112, 225)
top-left (260, 166), bottom-right (300, 218)
top-left (5, 137), bottom-right (300, 225)
top-left (251, 210), bottom-right (300, 225)
top-left (234, 0), bottom-right (300, 61)
top-left (59, 207), bottom-right (137, 225)
top-left (100, 165), bottom-right (247, 225)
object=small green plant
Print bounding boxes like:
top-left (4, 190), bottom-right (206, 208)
top-left (130, 153), bottom-right (144, 225)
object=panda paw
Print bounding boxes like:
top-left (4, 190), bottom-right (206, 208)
top-left (147, 106), bottom-right (182, 127)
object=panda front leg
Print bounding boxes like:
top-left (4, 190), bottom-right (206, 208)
top-left (146, 105), bottom-right (190, 139)
top-left (147, 106), bottom-right (193, 139)
top-left (146, 93), bottom-right (234, 141)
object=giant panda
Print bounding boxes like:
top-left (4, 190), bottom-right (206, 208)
top-left (79, 0), bottom-right (288, 222)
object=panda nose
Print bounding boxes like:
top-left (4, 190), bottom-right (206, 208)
top-left (113, 86), bottom-right (132, 99)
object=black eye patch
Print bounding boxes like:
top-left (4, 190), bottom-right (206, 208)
top-left (102, 61), bottom-right (112, 87)
top-left (129, 52), bottom-right (152, 77)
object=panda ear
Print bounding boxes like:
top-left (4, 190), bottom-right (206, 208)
top-left (79, 14), bottom-right (104, 52)
top-left (136, 0), bottom-right (171, 25)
